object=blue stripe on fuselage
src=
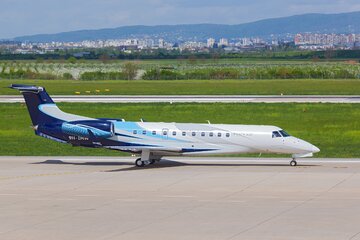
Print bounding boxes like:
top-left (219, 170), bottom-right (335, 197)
top-left (114, 122), bottom-right (189, 143)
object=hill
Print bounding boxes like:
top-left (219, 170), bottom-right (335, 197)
top-left (13, 11), bottom-right (360, 42)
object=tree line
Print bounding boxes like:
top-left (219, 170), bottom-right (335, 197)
top-left (142, 66), bottom-right (359, 80)
top-left (1, 64), bottom-right (358, 80)
top-left (0, 49), bottom-right (360, 61)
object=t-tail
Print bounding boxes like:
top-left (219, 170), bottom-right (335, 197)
top-left (10, 84), bottom-right (115, 146)
top-left (9, 84), bottom-right (57, 126)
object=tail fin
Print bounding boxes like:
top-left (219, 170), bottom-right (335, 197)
top-left (10, 84), bottom-right (56, 125)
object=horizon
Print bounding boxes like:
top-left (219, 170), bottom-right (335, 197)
top-left (1, 0), bottom-right (360, 39)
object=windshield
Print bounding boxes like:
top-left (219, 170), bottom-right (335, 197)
top-left (279, 130), bottom-right (291, 137)
top-left (272, 131), bottom-right (281, 138)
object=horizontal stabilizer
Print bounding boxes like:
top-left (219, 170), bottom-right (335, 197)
top-left (9, 84), bottom-right (43, 92)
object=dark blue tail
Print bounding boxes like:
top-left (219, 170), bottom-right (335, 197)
top-left (10, 84), bottom-right (56, 126)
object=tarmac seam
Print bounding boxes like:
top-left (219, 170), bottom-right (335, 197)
top-left (349, 231), bottom-right (360, 240)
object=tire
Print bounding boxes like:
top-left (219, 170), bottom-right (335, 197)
top-left (135, 158), bottom-right (144, 167)
top-left (290, 160), bottom-right (297, 167)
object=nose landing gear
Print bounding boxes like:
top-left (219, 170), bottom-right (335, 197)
top-left (290, 159), bottom-right (297, 167)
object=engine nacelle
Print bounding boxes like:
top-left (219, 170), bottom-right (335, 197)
top-left (61, 120), bottom-right (114, 139)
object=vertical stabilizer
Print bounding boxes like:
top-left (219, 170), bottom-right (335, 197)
top-left (9, 84), bottom-right (57, 125)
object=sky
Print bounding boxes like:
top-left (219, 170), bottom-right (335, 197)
top-left (1, 0), bottom-right (360, 39)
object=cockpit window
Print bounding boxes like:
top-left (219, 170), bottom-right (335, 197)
top-left (279, 130), bottom-right (291, 137)
top-left (272, 131), bottom-right (281, 138)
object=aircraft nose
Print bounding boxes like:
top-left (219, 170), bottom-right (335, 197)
top-left (312, 145), bottom-right (320, 153)
top-left (296, 138), bottom-right (320, 153)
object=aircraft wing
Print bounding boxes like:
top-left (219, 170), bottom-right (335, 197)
top-left (104, 146), bottom-right (183, 154)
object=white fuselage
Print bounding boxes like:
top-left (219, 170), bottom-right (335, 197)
top-left (107, 121), bottom-right (320, 158)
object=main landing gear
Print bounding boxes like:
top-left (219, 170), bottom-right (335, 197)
top-left (135, 158), bottom-right (155, 167)
top-left (135, 150), bottom-right (159, 167)
top-left (290, 159), bottom-right (298, 167)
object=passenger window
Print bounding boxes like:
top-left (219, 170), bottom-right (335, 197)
top-left (218, 132), bottom-right (222, 137)
top-left (142, 130), bottom-right (147, 135)
top-left (192, 132), bottom-right (196, 136)
top-left (226, 133), bottom-right (230, 137)
top-left (272, 131), bottom-right (281, 138)
top-left (172, 131), bottom-right (177, 136)
top-left (163, 130), bottom-right (168, 136)
top-left (133, 130), bottom-right (137, 134)
top-left (152, 131), bottom-right (156, 135)
top-left (182, 132), bottom-right (186, 136)
top-left (209, 132), bottom-right (214, 137)
top-left (201, 132), bottom-right (205, 137)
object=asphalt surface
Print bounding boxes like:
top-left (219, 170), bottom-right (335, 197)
top-left (1, 156), bottom-right (360, 240)
top-left (1, 95), bottom-right (360, 103)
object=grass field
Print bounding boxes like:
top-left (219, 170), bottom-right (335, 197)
top-left (0, 102), bottom-right (359, 157)
top-left (1, 79), bottom-right (360, 95)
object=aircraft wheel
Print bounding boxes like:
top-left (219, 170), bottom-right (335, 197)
top-left (149, 159), bottom-right (156, 165)
top-left (290, 160), bottom-right (297, 167)
top-left (135, 158), bottom-right (145, 167)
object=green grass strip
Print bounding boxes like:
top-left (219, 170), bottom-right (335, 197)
top-left (0, 102), bottom-right (359, 157)
top-left (1, 79), bottom-right (360, 95)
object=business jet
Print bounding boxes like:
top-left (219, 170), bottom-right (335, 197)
top-left (11, 84), bottom-right (319, 167)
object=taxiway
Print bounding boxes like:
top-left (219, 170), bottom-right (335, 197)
top-left (0, 156), bottom-right (360, 240)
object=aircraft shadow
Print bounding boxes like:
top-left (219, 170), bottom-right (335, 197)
top-left (32, 159), bottom-right (318, 172)
top-left (32, 159), bottom-right (133, 166)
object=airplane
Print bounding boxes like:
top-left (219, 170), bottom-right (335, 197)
top-left (10, 84), bottom-right (320, 167)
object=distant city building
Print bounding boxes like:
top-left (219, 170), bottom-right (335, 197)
top-left (207, 38), bottom-right (215, 48)
top-left (219, 38), bottom-right (229, 47)
top-left (271, 40), bottom-right (279, 46)
top-left (294, 33), bottom-right (360, 49)
top-left (3, 32), bottom-right (360, 55)
top-left (158, 39), bottom-right (165, 48)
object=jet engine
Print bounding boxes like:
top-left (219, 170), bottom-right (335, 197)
top-left (61, 120), bottom-right (114, 139)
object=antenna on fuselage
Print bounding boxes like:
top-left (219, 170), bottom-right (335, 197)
top-left (207, 120), bottom-right (211, 124)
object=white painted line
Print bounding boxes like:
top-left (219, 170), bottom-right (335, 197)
top-left (162, 195), bottom-right (194, 198)
top-left (1, 95), bottom-right (359, 103)
top-left (117, 199), bottom-right (163, 202)
top-left (224, 200), bottom-right (247, 203)
top-left (28, 198), bottom-right (51, 201)
top-left (282, 201), bottom-right (304, 203)
top-left (28, 198), bottom-right (75, 201)
top-left (0, 193), bottom-right (22, 196)
top-left (176, 159), bottom-right (360, 164)
top-left (75, 195), bottom-right (99, 197)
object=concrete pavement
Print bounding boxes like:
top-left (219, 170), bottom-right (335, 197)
top-left (1, 156), bottom-right (360, 240)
